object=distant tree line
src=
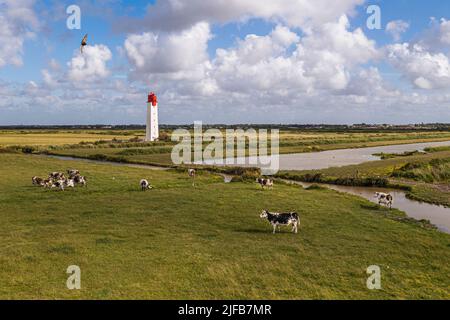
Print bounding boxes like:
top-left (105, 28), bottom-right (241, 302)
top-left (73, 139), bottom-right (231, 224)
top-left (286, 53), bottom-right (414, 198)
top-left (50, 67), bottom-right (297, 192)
top-left (0, 123), bottom-right (449, 131)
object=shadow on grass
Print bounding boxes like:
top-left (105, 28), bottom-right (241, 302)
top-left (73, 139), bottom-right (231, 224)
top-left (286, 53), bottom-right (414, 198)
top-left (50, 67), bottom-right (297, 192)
top-left (235, 228), bottom-right (269, 234)
top-left (360, 203), bottom-right (381, 211)
top-left (236, 228), bottom-right (298, 234)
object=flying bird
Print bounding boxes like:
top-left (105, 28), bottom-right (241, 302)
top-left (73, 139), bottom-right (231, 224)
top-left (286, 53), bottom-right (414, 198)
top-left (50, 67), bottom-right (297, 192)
top-left (80, 34), bottom-right (88, 53)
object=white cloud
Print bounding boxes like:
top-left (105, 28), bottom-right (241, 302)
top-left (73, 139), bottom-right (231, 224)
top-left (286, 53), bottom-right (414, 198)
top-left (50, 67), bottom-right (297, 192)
top-left (303, 16), bottom-right (378, 65)
top-left (343, 67), bottom-right (396, 97)
top-left (417, 18), bottom-right (450, 51)
top-left (414, 77), bottom-right (433, 90)
top-left (68, 45), bottom-right (112, 82)
top-left (229, 25), bottom-right (299, 65)
top-left (0, 0), bottom-right (39, 68)
top-left (439, 18), bottom-right (450, 45)
top-left (118, 0), bottom-right (364, 32)
top-left (211, 25), bottom-right (309, 93)
top-left (41, 69), bottom-right (57, 88)
top-left (211, 15), bottom-right (378, 94)
top-left (124, 22), bottom-right (211, 76)
top-left (118, 13), bottom-right (389, 124)
top-left (386, 20), bottom-right (410, 41)
top-left (122, 14), bottom-right (381, 110)
top-left (387, 43), bottom-right (450, 89)
top-left (48, 58), bottom-right (61, 71)
top-left (299, 15), bottom-right (379, 90)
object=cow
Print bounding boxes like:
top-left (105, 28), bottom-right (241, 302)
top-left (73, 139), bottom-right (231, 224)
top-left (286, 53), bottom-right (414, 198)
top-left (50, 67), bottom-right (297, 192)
top-left (64, 179), bottom-right (75, 188)
top-left (188, 169), bottom-right (196, 186)
top-left (374, 192), bottom-right (394, 209)
top-left (32, 176), bottom-right (44, 186)
top-left (51, 180), bottom-right (65, 191)
top-left (73, 175), bottom-right (87, 187)
top-left (256, 178), bottom-right (274, 189)
top-left (49, 172), bottom-right (65, 180)
top-left (140, 179), bottom-right (152, 191)
top-left (43, 178), bottom-right (53, 188)
top-left (260, 210), bottom-right (300, 234)
top-left (67, 169), bottom-right (80, 178)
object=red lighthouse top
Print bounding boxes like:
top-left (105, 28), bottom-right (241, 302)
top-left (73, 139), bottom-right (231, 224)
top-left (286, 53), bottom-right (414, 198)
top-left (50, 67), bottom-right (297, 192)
top-left (148, 92), bottom-right (158, 106)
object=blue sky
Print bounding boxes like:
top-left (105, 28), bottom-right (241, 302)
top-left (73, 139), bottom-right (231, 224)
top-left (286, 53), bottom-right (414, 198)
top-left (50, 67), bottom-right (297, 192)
top-left (0, 0), bottom-right (449, 124)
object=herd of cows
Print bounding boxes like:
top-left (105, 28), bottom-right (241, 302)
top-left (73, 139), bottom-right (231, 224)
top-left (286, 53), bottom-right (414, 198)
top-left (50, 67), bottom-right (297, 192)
top-left (32, 169), bottom-right (87, 191)
top-left (30, 167), bottom-right (394, 234)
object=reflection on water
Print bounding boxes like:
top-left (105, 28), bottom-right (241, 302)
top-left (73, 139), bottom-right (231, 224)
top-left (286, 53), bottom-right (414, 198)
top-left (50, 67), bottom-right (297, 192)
top-left (288, 180), bottom-right (450, 234)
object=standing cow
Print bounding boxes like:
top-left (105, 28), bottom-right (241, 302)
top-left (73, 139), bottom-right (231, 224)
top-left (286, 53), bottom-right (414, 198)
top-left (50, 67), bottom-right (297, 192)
top-left (256, 178), bottom-right (274, 189)
top-left (260, 210), bottom-right (300, 234)
top-left (73, 175), bottom-right (87, 187)
top-left (140, 179), bottom-right (152, 191)
top-left (374, 192), bottom-right (394, 209)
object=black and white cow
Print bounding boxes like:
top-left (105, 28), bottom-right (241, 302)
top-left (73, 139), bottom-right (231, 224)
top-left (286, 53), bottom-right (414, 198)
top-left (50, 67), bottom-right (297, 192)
top-left (73, 175), bottom-right (87, 187)
top-left (140, 179), bottom-right (152, 191)
top-left (64, 178), bottom-right (75, 188)
top-left (49, 172), bottom-right (65, 180)
top-left (43, 178), bottom-right (53, 188)
top-left (256, 178), bottom-right (273, 189)
top-left (374, 192), bottom-right (393, 208)
top-left (67, 169), bottom-right (80, 178)
top-left (260, 210), bottom-right (300, 234)
top-left (32, 176), bottom-right (44, 186)
top-left (51, 179), bottom-right (65, 191)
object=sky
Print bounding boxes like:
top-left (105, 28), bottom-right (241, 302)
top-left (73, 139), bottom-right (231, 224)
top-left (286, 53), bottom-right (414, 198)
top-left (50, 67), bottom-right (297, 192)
top-left (0, 0), bottom-right (449, 125)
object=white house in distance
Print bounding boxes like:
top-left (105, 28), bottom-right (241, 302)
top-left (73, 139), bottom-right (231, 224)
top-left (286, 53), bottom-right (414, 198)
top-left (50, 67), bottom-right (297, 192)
top-left (146, 92), bottom-right (159, 142)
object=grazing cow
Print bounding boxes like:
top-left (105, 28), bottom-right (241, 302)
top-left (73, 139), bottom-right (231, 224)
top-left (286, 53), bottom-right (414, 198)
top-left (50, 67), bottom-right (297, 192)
top-left (256, 178), bottom-right (274, 189)
top-left (67, 169), bottom-right (80, 178)
top-left (188, 169), bottom-right (196, 186)
top-left (260, 210), bottom-right (300, 234)
top-left (64, 179), bottom-right (75, 188)
top-left (51, 180), bottom-right (65, 191)
top-left (43, 178), bottom-right (53, 188)
top-left (374, 192), bottom-right (393, 208)
top-left (140, 179), bottom-right (152, 191)
top-left (49, 172), bottom-right (65, 180)
top-left (73, 175), bottom-right (87, 187)
top-left (32, 176), bottom-right (44, 186)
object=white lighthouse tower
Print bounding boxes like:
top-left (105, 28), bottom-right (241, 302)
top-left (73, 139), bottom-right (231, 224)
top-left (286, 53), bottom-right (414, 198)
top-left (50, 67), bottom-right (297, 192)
top-left (146, 92), bottom-right (159, 141)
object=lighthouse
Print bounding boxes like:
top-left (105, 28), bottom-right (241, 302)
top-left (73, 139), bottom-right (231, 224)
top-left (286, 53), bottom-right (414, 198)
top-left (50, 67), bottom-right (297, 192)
top-left (146, 92), bottom-right (159, 141)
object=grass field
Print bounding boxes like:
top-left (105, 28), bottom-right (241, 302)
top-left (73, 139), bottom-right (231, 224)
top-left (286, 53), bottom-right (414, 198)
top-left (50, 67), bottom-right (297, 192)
top-left (0, 153), bottom-right (449, 299)
top-left (0, 130), bottom-right (132, 146)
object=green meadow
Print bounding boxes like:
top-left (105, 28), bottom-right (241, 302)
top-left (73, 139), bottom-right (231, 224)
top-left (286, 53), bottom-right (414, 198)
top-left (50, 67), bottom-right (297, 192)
top-left (0, 153), bottom-right (449, 299)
